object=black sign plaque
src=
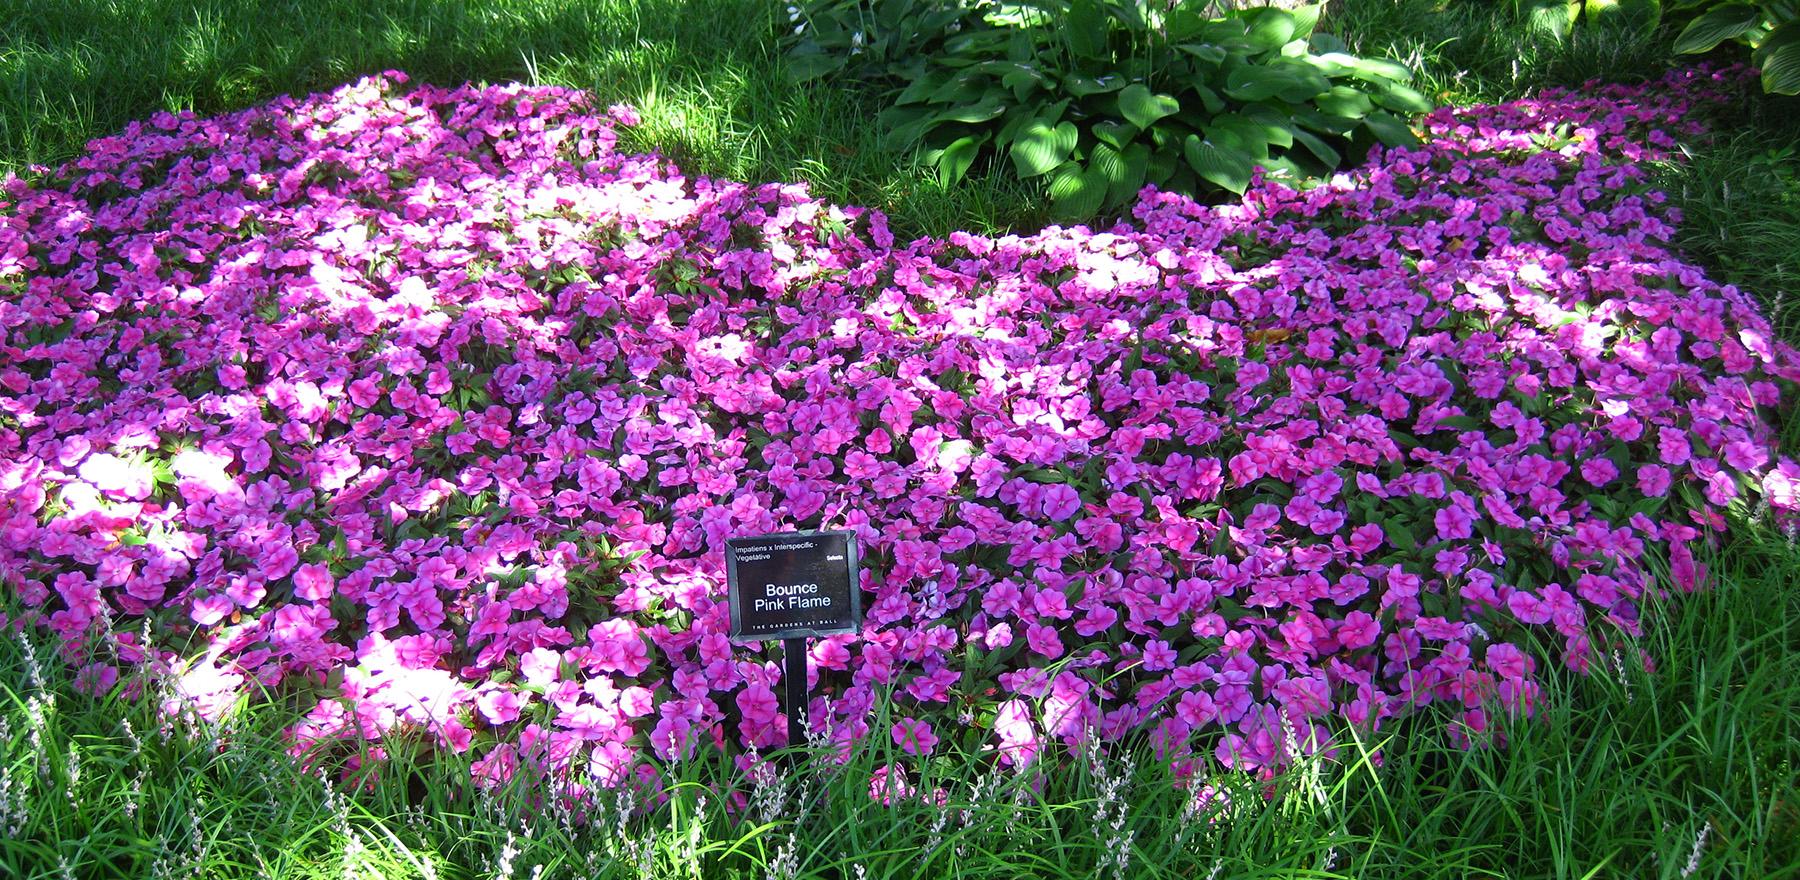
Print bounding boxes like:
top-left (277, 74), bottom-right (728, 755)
top-left (726, 530), bottom-right (862, 643)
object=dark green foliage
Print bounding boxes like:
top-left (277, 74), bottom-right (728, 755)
top-left (783, 0), bottom-right (1431, 220)
top-left (1669, 1), bottom-right (1800, 94)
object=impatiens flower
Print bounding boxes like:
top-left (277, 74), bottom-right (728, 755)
top-left (1, 65), bottom-right (1793, 788)
top-left (1580, 459), bottom-right (1618, 487)
top-left (891, 717), bottom-right (938, 755)
top-left (77, 453), bottom-right (153, 500)
top-left (478, 687), bottom-right (525, 725)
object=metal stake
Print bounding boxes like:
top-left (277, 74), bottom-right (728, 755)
top-left (782, 637), bottom-right (807, 751)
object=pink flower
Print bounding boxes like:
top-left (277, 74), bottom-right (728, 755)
top-left (1636, 464), bottom-right (1672, 497)
top-left (1506, 591), bottom-right (1553, 625)
top-left (1580, 459), bottom-right (1617, 487)
top-left (1040, 484), bottom-right (1082, 521)
top-left (891, 717), bottom-right (938, 755)
top-left (478, 687), bottom-right (524, 724)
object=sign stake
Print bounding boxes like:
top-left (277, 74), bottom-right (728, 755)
top-left (724, 529), bottom-right (863, 757)
top-left (783, 637), bottom-right (808, 751)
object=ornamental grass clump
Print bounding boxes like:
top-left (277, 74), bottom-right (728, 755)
top-left (0, 65), bottom-right (1796, 792)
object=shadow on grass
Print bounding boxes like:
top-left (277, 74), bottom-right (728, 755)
top-left (0, 0), bottom-right (1043, 239)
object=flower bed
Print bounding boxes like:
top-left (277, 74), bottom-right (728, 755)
top-left (1, 67), bottom-right (1795, 785)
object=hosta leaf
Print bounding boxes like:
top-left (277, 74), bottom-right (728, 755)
top-left (1092, 120), bottom-right (1139, 150)
top-left (785, 49), bottom-right (846, 84)
top-left (1176, 42), bottom-right (1228, 66)
top-left (1048, 160), bottom-right (1110, 219)
top-left (1225, 59), bottom-right (1331, 102)
top-left (1291, 127), bottom-right (1342, 168)
top-left (1314, 86), bottom-right (1374, 119)
top-left (1119, 84), bottom-right (1181, 130)
top-left (1066, 73), bottom-right (1128, 96)
top-left (1243, 8), bottom-right (1300, 52)
top-left (1010, 120), bottom-right (1080, 177)
top-left (1167, 9), bottom-right (1209, 42)
top-left (1090, 141), bottom-right (1151, 206)
top-left (935, 134), bottom-right (984, 186)
top-left (1293, 107), bottom-right (1362, 135)
top-left (1309, 52), bottom-right (1413, 84)
top-left (1183, 133), bottom-right (1255, 194)
top-left (1755, 19), bottom-right (1800, 94)
top-left (933, 96), bottom-right (1007, 125)
top-left (1310, 31), bottom-right (1351, 54)
top-left (1146, 147), bottom-right (1179, 185)
top-left (1584, 0), bottom-right (1661, 30)
top-left (1371, 81), bottom-right (1433, 114)
top-left (1518, 0), bottom-right (1580, 40)
top-left (1208, 113), bottom-right (1273, 158)
top-left (1066, 0), bottom-right (1110, 60)
top-left (1002, 68), bottom-right (1048, 101)
top-left (1238, 104), bottom-right (1296, 148)
top-left (877, 106), bottom-right (937, 151)
top-left (1288, 3), bottom-right (1326, 38)
top-left (896, 69), bottom-right (957, 105)
top-left (1673, 2), bottom-right (1763, 53)
top-left (1362, 110), bottom-right (1420, 147)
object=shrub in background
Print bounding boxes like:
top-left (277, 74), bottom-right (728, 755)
top-left (1669, 0), bottom-right (1800, 93)
top-left (783, 0), bottom-right (1430, 218)
top-left (1513, 0), bottom-right (1664, 41)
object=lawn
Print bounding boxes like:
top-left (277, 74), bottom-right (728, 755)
top-left (3, 1), bottom-right (1800, 878)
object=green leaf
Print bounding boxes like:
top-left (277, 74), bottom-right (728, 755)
top-left (1119, 84), bottom-right (1181, 130)
top-left (785, 49), bottom-right (846, 84)
top-left (1672, 2), bottom-right (1762, 53)
top-left (1242, 8), bottom-right (1300, 52)
top-left (1208, 113), bottom-right (1273, 158)
top-left (1003, 68), bottom-right (1049, 101)
top-left (1089, 141), bottom-right (1151, 206)
top-left (1314, 86), bottom-right (1374, 119)
top-left (1585, 0), bottom-right (1661, 30)
top-left (1755, 19), bottom-right (1800, 94)
top-left (1092, 120), bottom-right (1138, 150)
top-left (1066, 73), bottom-right (1128, 96)
top-left (1010, 120), bottom-right (1080, 177)
top-left (1288, 3), bottom-right (1326, 38)
top-left (1310, 31), bottom-right (1351, 54)
top-left (1175, 42), bottom-right (1228, 66)
top-left (1048, 161), bottom-right (1110, 219)
top-left (933, 96), bottom-right (1007, 125)
top-left (1364, 108), bottom-right (1417, 145)
top-left (1291, 127), bottom-right (1342, 168)
top-left (877, 106), bottom-right (937, 151)
top-left (1371, 81), bottom-right (1433, 114)
top-left (1066, 0), bottom-right (1110, 60)
top-left (1183, 133), bottom-right (1255, 194)
top-left (935, 134), bottom-right (983, 187)
top-left (1167, 9), bottom-right (1209, 42)
top-left (1225, 59), bottom-right (1331, 103)
top-left (1239, 103), bottom-right (1296, 149)
top-left (1517, 0), bottom-right (1581, 40)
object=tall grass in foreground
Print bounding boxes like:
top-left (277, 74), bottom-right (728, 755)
top-left (4, 518), bottom-right (1796, 880)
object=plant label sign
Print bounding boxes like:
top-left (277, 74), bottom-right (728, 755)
top-left (726, 530), bottom-right (861, 642)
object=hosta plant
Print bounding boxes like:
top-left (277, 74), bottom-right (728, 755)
top-left (1512, 0), bottom-right (1664, 41)
top-left (1669, 0), bottom-right (1800, 93)
top-left (780, 0), bottom-right (988, 84)
top-left (854, 0), bottom-right (1430, 218)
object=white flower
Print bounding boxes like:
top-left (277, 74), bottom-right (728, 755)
top-left (793, 22), bottom-right (805, 35)
top-left (851, 31), bottom-right (864, 46)
top-left (787, 5), bottom-right (800, 22)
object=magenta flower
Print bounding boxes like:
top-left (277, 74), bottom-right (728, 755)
top-left (891, 717), bottom-right (939, 755)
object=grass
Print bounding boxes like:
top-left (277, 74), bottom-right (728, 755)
top-left (3, 0), bottom-right (1800, 877)
top-left (4, 518), bottom-right (1796, 879)
top-left (0, 0), bottom-right (1044, 241)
